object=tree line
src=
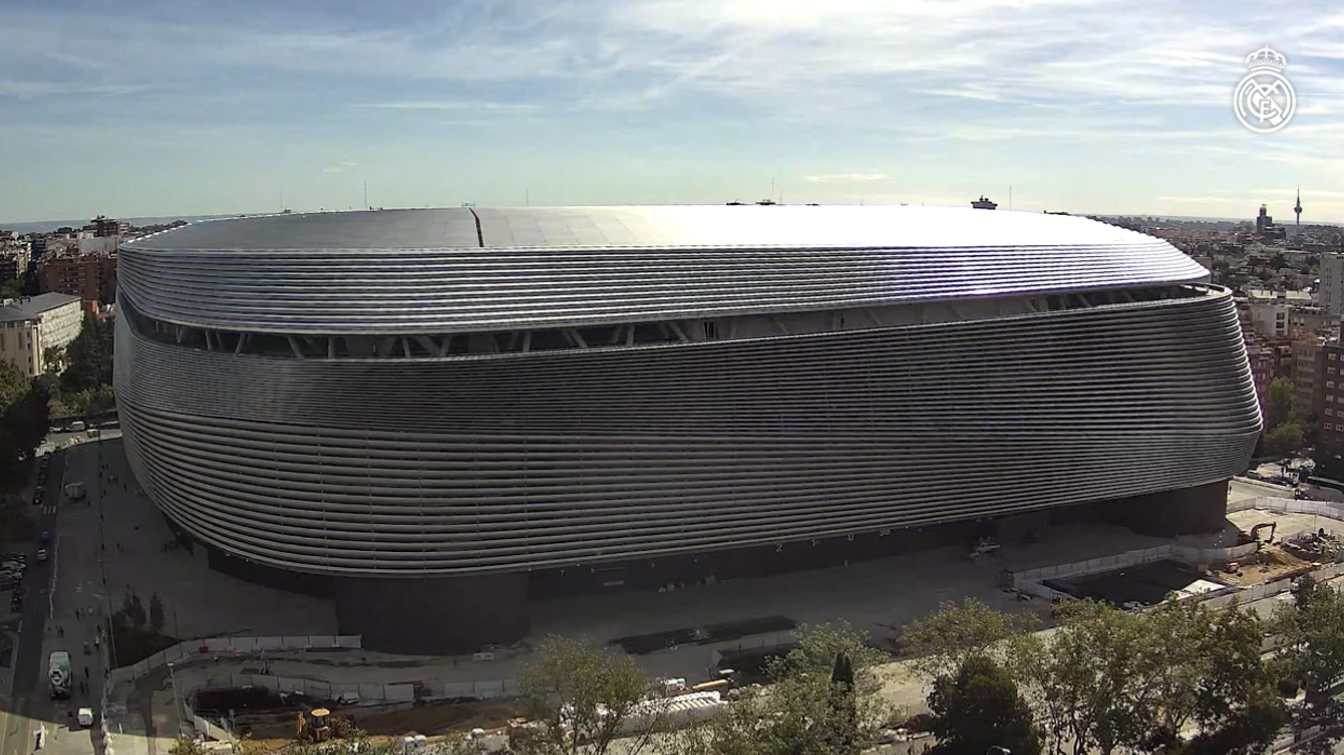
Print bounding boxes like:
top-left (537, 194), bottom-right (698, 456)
top-left (41, 311), bottom-right (115, 418)
top-left (493, 585), bottom-right (1343, 755)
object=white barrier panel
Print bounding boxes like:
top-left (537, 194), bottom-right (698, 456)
top-left (229, 638), bottom-right (257, 653)
top-left (385, 683), bottom-right (416, 702)
top-left (281, 636), bottom-right (309, 649)
top-left (473, 680), bottom-right (505, 699)
top-left (256, 637), bottom-right (283, 651)
top-left (359, 683), bottom-right (385, 701)
top-left (336, 636), bottom-right (361, 649)
top-left (309, 635), bottom-right (335, 647)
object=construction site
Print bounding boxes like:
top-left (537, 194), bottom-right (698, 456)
top-left (83, 475), bottom-right (1344, 755)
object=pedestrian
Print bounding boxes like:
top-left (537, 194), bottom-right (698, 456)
top-left (84, 666), bottom-right (89, 679)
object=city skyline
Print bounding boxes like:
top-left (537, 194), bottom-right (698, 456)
top-left (4, 1), bottom-right (1344, 222)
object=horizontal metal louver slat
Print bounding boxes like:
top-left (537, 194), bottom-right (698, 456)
top-left (114, 287), bottom-right (1259, 578)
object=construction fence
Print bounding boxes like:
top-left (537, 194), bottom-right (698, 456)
top-left (1228, 496), bottom-right (1344, 517)
top-left (1007, 540), bottom-right (1261, 591)
top-left (108, 635), bottom-right (362, 688)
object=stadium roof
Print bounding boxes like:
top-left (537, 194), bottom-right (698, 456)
top-left (133, 205), bottom-right (1169, 251)
top-left (119, 205), bottom-right (1209, 335)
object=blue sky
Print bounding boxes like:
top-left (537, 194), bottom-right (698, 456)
top-left (4, 0), bottom-right (1344, 223)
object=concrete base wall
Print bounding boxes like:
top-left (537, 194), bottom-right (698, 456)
top-left (334, 573), bottom-right (530, 655)
top-left (1092, 479), bottom-right (1231, 536)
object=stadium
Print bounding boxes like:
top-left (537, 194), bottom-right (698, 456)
top-left (113, 205), bottom-right (1260, 651)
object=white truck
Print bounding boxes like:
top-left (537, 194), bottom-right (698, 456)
top-left (48, 651), bottom-right (70, 699)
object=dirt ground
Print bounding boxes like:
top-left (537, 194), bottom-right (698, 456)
top-left (356, 700), bottom-right (520, 736)
top-left (1212, 546), bottom-right (1316, 586)
top-left (234, 699), bottom-right (522, 752)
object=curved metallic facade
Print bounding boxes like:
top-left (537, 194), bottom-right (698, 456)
top-left (114, 207), bottom-right (1260, 579)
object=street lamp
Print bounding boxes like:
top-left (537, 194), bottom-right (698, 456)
top-left (167, 661), bottom-right (185, 736)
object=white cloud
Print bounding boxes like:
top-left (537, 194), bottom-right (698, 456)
top-left (805, 173), bottom-right (891, 183)
top-left (354, 101), bottom-right (539, 111)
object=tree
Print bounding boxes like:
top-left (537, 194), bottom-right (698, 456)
top-left (1008, 601), bottom-right (1158, 755)
top-left (1193, 606), bottom-right (1277, 735)
top-left (0, 365), bottom-right (50, 493)
top-left (927, 655), bottom-right (1041, 755)
top-left (1264, 421), bottom-right (1305, 458)
top-left (0, 362), bottom-right (25, 411)
top-left (519, 636), bottom-right (655, 755)
top-left (1265, 377), bottom-right (1295, 430)
top-left (778, 620), bottom-right (889, 680)
top-left (903, 598), bottom-right (1038, 681)
top-left (662, 623), bottom-right (894, 755)
top-left (61, 312), bottom-right (113, 395)
top-left (1274, 580), bottom-right (1344, 703)
top-left (149, 593), bottom-right (166, 635)
top-left (1182, 688), bottom-right (1288, 755)
top-left (828, 652), bottom-right (858, 755)
top-left (42, 345), bottom-right (65, 375)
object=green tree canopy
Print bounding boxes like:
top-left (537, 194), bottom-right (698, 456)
top-left (902, 598), bottom-right (1038, 681)
top-left (61, 312), bottom-right (113, 396)
top-left (1265, 377), bottom-right (1295, 430)
top-left (0, 363), bottom-right (49, 492)
top-left (1263, 421), bottom-right (1305, 458)
top-left (928, 655), bottom-right (1041, 755)
top-left (520, 636), bottom-right (654, 755)
top-left (1274, 579), bottom-right (1344, 703)
top-left (664, 624), bottom-right (895, 755)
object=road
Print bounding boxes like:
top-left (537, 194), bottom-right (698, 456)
top-left (0, 433), bottom-right (119, 755)
top-left (0, 447), bottom-right (62, 755)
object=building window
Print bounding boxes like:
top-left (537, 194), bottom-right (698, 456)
top-left (1333, 353), bottom-right (1339, 361)
top-left (1330, 381), bottom-right (1337, 389)
top-left (1331, 367), bottom-right (1338, 376)
top-left (1328, 409), bottom-right (1335, 417)
top-left (1330, 395), bottom-right (1336, 403)
top-left (1328, 423), bottom-right (1336, 431)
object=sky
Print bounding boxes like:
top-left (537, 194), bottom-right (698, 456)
top-left (4, 0), bottom-right (1344, 224)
